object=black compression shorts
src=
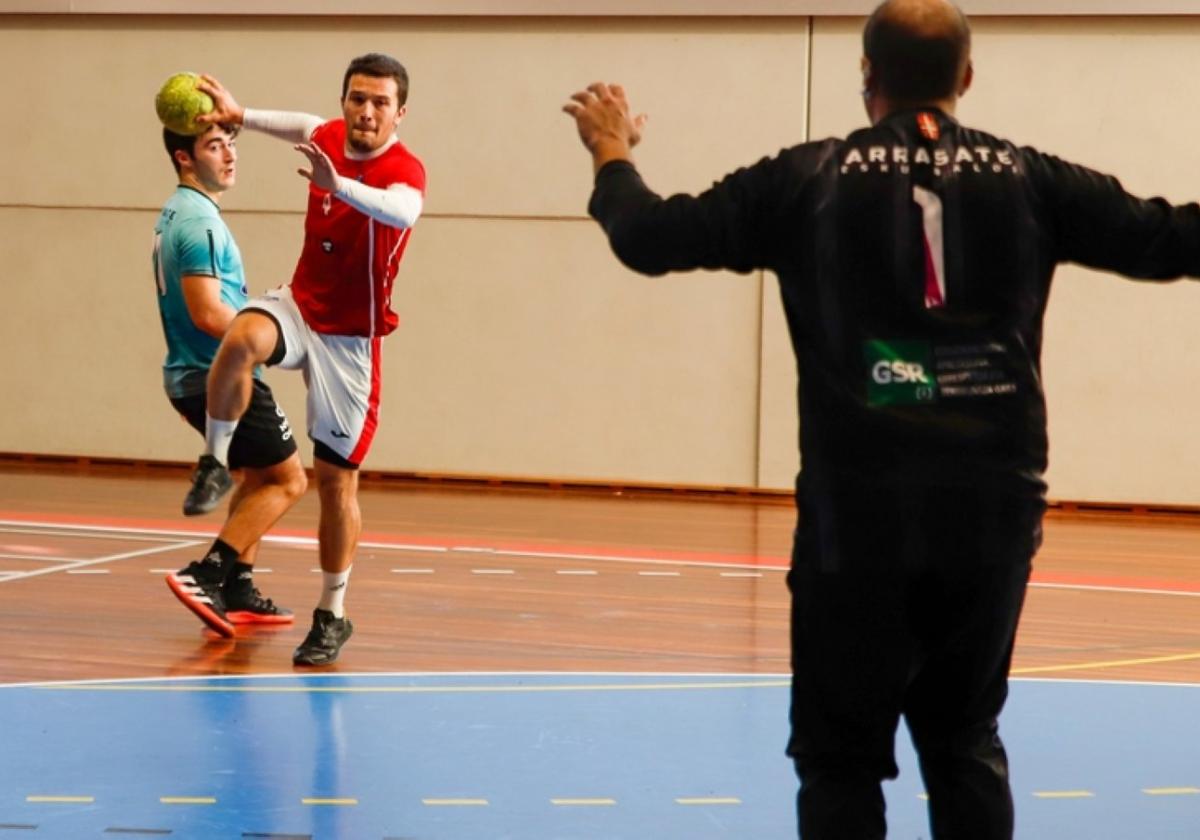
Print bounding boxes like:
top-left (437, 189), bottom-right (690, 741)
top-left (169, 379), bottom-right (298, 470)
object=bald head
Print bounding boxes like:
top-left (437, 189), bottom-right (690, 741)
top-left (863, 0), bottom-right (971, 104)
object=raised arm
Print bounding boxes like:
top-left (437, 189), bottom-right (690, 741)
top-left (293, 143), bottom-right (423, 230)
top-left (195, 75), bottom-right (322, 142)
top-left (586, 159), bottom-right (791, 276)
top-left (1029, 151), bottom-right (1200, 280)
top-left (562, 81), bottom-right (646, 175)
top-left (564, 81), bottom-right (804, 276)
top-left (244, 109), bottom-right (324, 144)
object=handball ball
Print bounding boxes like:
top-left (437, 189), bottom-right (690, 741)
top-left (155, 72), bottom-right (213, 136)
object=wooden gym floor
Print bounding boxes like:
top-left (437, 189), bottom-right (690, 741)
top-left (1, 463), bottom-right (1198, 838)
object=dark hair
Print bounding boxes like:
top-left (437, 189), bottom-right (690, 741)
top-left (162, 124), bottom-right (239, 174)
top-left (342, 53), bottom-right (409, 106)
top-left (863, 1), bottom-right (970, 102)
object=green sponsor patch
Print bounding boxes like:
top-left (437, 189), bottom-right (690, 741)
top-left (864, 339), bottom-right (937, 406)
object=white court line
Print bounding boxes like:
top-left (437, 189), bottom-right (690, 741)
top-left (0, 525), bottom-right (203, 545)
top-left (556, 570), bottom-right (599, 576)
top-left (3, 669), bottom-right (791, 690)
top-left (150, 567), bottom-right (272, 574)
top-left (361, 541), bottom-right (449, 553)
top-left (0, 520), bottom-right (445, 554)
top-left (1030, 582), bottom-right (1200, 599)
top-left (10, 669), bottom-right (1195, 692)
top-left (0, 541), bottom-right (204, 583)
top-left (9, 519), bottom-right (1200, 599)
top-left (474, 546), bottom-right (784, 571)
top-left (0, 553), bottom-right (81, 563)
top-left (0, 519), bottom-right (777, 569)
top-left (66, 569), bottom-right (109, 575)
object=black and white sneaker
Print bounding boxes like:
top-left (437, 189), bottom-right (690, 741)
top-left (182, 455), bottom-right (233, 517)
top-left (165, 562), bottom-right (235, 637)
top-left (293, 609), bottom-right (353, 666)
top-left (224, 583), bottom-right (294, 626)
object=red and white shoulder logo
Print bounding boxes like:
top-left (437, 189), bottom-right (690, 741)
top-left (917, 112), bottom-right (940, 141)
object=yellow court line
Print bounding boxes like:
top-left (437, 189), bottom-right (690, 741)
top-left (1033, 790), bottom-right (1094, 799)
top-left (160, 796), bottom-right (216, 805)
top-left (422, 798), bottom-right (489, 806)
top-left (25, 795), bottom-right (94, 803)
top-left (676, 797), bottom-right (742, 805)
top-left (1144, 787), bottom-right (1200, 796)
top-left (551, 798), bottom-right (617, 806)
top-left (1012, 650), bottom-right (1200, 676)
top-left (302, 798), bottom-right (358, 806)
top-left (41, 679), bottom-right (789, 695)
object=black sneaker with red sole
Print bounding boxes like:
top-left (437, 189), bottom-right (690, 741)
top-left (223, 584), bottom-right (294, 625)
top-left (165, 563), bottom-right (235, 637)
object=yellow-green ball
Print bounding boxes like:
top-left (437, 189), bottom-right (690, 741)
top-left (155, 72), bottom-right (214, 136)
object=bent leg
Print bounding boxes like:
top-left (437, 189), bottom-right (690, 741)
top-left (208, 311), bottom-right (282, 422)
top-left (218, 452), bottom-right (308, 556)
top-left (217, 456), bottom-right (306, 625)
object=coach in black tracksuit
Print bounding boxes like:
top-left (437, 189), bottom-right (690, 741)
top-left (564, 1), bottom-right (1200, 838)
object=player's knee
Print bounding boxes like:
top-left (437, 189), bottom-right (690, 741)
top-left (270, 459), bottom-right (307, 502)
top-left (910, 718), bottom-right (1008, 777)
top-left (317, 481), bottom-right (355, 510)
top-left (793, 751), bottom-right (897, 787)
top-left (213, 334), bottom-right (258, 373)
top-left (286, 466), bottom-right (308, 501)
top-left (315, 469), bottom-right (358, 510)
top-left (221, 313), bottom-right (279, 368)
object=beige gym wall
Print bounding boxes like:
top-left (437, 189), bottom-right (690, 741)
top-left (0, 15), bottom-right (803, 489)
top-left (756, 16), bottom-right (1200, 504)
top-left (2, 12), bottom-right (1200, 503)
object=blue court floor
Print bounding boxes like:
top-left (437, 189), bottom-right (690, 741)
top-left (1, 672), bottom-right (1198, 839)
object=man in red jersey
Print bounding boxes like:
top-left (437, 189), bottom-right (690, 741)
top-left (177, 54), bottom-right (426, 666)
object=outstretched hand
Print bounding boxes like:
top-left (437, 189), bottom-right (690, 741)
top-left (195, 74), bottom-right (246, 127)
top-left (294, 142), bottom-right (340, 192)
top-left (562, 82), bottom-right (647, 172)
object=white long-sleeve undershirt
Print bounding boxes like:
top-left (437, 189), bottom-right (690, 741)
top-left (242, 108), bottom-right (422, 230)
top-left (243, 108), bottom-right (323, 143)
top-left (333, 179), bottom-right (423, 230)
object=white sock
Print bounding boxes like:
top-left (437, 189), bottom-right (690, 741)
top-left (318, 567), bottom-right (351, 618)
top-left (205, 415), bottom-right (239, 466)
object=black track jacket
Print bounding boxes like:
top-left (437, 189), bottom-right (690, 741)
top-left (588, 109), bottom-right (1200, 499)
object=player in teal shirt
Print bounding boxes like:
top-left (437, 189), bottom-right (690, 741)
top-left (155, 123), bottom-right (307, 637)
top-left (154, 181), bottom-right (250, 398)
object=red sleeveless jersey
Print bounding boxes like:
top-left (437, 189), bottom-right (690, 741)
top-left (291, 119), bottom-right (426, 337)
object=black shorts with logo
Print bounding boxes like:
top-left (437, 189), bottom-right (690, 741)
top-left (169, 379), bottom-right (297, 470)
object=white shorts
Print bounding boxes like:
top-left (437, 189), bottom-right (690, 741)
top-left (244, 285), bottom-right (382, 467)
